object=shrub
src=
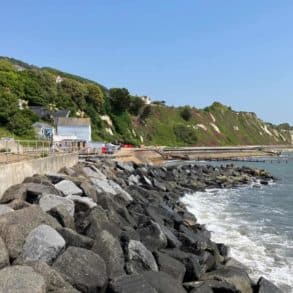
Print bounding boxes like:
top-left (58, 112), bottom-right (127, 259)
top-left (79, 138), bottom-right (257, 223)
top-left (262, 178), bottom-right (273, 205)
top-left (180, 106), bottom-right (192, 121)
top-left (173, 124), bottom-right (197, 144)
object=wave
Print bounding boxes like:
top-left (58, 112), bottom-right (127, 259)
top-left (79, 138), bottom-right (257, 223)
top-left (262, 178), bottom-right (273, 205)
top-left (181, 187), bottom-right (293, 292)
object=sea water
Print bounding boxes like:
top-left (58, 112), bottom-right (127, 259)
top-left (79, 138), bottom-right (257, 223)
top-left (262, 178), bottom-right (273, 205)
top-left (181, 155), bottom-right (293, 292)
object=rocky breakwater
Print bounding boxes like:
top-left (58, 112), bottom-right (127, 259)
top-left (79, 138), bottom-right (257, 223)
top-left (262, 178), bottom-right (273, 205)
top-left (0, 158), bottom-right (284, 293)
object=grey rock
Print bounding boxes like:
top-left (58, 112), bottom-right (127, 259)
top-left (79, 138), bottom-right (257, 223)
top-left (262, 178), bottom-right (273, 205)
top-left (7, 198), bottom-right (30, 210)
top-left (0, 236), bottom-right (9, 269)
top-left (109, 274), bottom-right (158, 293)
top-left (53, 246), bottom-right (107, 292)
top-left (142, 271), bottom-right (187, 293)
top-left (0, 205), bottom-right (14, 216)
top-left (190, 284), bottom-right (213, 293)
top-left (22, 224), bottom-right (65, 263)
top-left (183, 280), bottom-right (238, 292)
top-left (55, 180), bottom-right (83, 196)
top-left (138, 220), bottom-right (168, 251)
top-left (126, 240), bottom-right (158, 274)
top-left (0, 265), bottom-right (46, 293)
top-left (116, 162), bottom-right (135, 173)
top-left (28, 261), bottom-right (79, 292)
top-left (108, 180), bottom-right (133, 203)
top-left (128, 174), bottom-right (141, 186)
top-left (46, 172), bottom-right (68, 184)
top-left (57, 227), bottom-right (94, 249)
top-left (48, 205), bottom-right (75, 230)
top-left (92, 230), bottom-right (125, 278)
top-left (39, 194), bottom-right (75, 216)
top-left (80, 181), bottom-right (98, 202)
top-left (82, 166), bottom-right (107, 180)
top-left (225, 257), bottom-right (251, 273)
top-left (257, 277), bottom-right (283, 293)
top-left (90, 177), bottom-right (117, 195)
top-left (160, 225), bottom-right (182, 248)
top-left (202, 266), bottom-right (253, 293)
top-left (154, 251), bottom-right (186, 282)
top-left (142, 175), bottom-right (152, 187)
top-left (0, 205), bottom-right (61, 259)
top-left (161, 248), bottom-right (201, 281)
top-left (0, 182), bottom-right (60, 204)
top-left (66, 194), bottom-right (97, 210)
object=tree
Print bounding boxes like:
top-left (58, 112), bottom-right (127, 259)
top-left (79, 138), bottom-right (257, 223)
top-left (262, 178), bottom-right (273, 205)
top-left (109, 88), bottom-right (131, 112)
top-left (85, 84), bottom-right (104, 111)
top-left (129, 96), bottom-right (145, 116)
top-left (0, 91), bottom-right (19, 124)
top-left (140, 105), bottom-right (152, 121)
top-left (173, 124), bottom-right (197, 144)
top-left (180, 106), bottom-right (192, 121)
top-left (7, 111), bottom-right (34, 136)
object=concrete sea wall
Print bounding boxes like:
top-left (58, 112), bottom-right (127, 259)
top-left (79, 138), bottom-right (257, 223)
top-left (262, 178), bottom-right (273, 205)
top-left (0, 153), bottom-right (78, 198)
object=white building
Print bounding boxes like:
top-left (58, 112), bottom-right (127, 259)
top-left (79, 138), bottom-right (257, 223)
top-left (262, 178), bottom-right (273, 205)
top-left (56, 117), bottom-right (91, 141)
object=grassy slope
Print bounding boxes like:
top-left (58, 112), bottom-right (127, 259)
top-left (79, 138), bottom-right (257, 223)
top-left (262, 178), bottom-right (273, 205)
top-left (134, 103), bottom-right (291, 146)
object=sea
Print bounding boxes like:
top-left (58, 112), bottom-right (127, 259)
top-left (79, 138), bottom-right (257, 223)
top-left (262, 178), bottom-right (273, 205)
top-left (181, 154), bottom-right (293, 292)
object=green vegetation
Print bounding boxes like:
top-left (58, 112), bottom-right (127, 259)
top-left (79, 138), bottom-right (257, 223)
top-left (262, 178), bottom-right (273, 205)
top-left (0, 57), bottom-right (291, 146)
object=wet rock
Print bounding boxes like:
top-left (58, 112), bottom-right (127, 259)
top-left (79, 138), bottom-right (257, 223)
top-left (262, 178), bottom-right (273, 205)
top-left (126, 240), bottom-right (158, 274)
top-left (160, 225), bottom-right (182, 248)
top-left (92, 229), bottom-right (125, 278)
top-left (138, 220), bottom-right (168, 251)
top-left (0, 236), bottom-right (9, 269)
top-left (142, 271), bottom-right (187, 293)
top-left (39, 194), bottom-right (75, 216)
top-left (48, 205), bottom-right (75, 230)
top-left (109, 274), bottom-right (158, 293)
top-left (184, 280), bottom-right (238, 292)
top-left (161, 248), bottom-right (202, 281)
top-left (55, 180), bottom-right (83, 196)
top-left (202, 266), bottom-right (253, 293)
top-left (57, 227), bottom-right (94, 249)
top-left (0, 265), bottom-right (46, 293)
top-left (256, 277), bottom-right (283, 293)
top-left (53, 246), bottom-right (107, 292)
top-left (225, 257), bottom-right (251, 273)
top-left (21, 224), bottom-right (65, 263)
top-left (0, 205), bottom-right (61, 259)
top-left (28, 261), bottom-right (79, 292)
top-left (154, 251), bottom-right (186, 282)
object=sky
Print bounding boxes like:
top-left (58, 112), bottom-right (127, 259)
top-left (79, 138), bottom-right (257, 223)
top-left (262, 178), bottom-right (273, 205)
top-left (0, 0), bottom-right (293, 124)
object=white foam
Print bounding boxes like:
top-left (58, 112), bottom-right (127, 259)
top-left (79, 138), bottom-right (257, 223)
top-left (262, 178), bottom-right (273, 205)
top-left (181, 188), bottom-right (293, 292)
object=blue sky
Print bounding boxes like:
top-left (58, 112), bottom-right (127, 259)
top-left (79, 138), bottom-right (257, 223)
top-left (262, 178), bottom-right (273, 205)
top-left (1, 0), bottom-right (293, 124)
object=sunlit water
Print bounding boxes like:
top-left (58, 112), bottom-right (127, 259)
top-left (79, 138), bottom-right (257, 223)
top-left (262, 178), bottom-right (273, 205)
top-left (181, 155), bottom-right (293, 292)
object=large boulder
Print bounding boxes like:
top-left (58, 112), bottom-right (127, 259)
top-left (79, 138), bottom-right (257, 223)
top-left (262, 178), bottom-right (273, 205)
top-left (39, 194), bottom-right (75, 216)
top-left (138, 220), bottom-right (168, 251)
top-left (55, 180), bottom-right (83, 196)
top-left (142, 271), bottom-right (187, 293)
top-left (67, 194), bottom-right (97, 210)
top-left (57, 227), bottom-right (94, 249)
top-left (0, 205), bottom-right (14, 216)
top-left (92, 230), bottom-right (125, 278)
top-left (109, 274), bottom-right (158, 293)
top-left (126, 240), bottom-right (158, 274)
top-left (154, 251), bottom-right (186, 283)
top-left (0, 205), bottom-right (61, 259)
top-left (0, 182), bottom-right (61, 204)
top-left (0, 265), bottom-right (46, 293)
top-left (161, 249), bottom-right (201, 281)
top-left (0, 236), bottom-right (9, 269)
top-left (53, 246), bottom-right (107, 292)
top-left (48, 205), bottom-right (75, 230)
top-left (256, 277), bottom-right (283, 293)
top-left (201, 267), bottom-right (253, 293)
top-left (189, 284), bottom-right (213, 293)
top-left (28, 261), bottom-right (79, 292)
top-left (21, 224), bottom-right (65, 263)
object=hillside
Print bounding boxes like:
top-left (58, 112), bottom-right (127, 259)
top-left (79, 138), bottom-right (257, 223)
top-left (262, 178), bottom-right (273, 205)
top-left (0, 57), bottom-right (291, 146)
